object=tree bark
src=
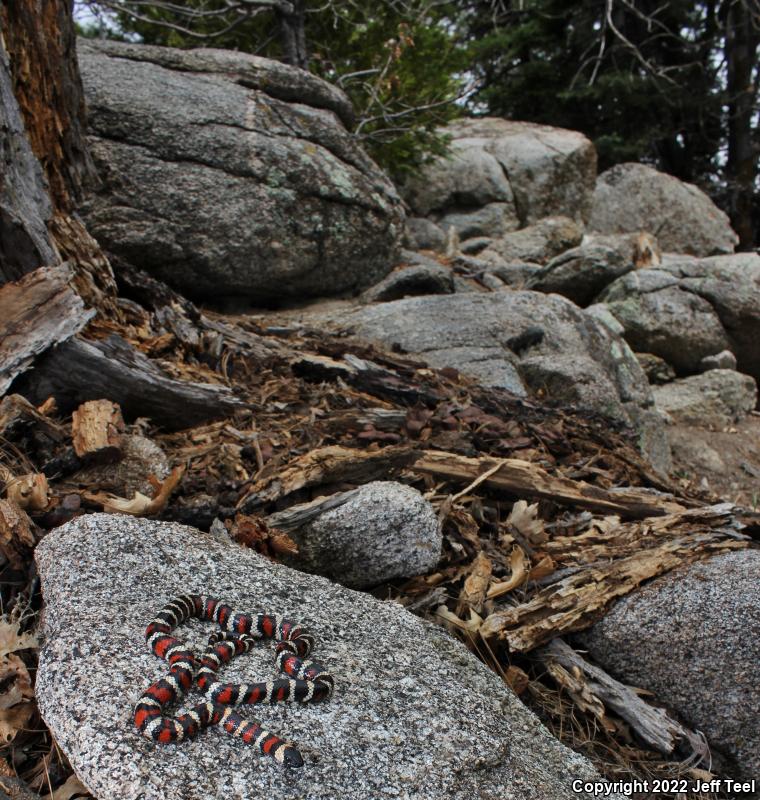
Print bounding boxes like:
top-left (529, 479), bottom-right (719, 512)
top-left (0, 0), bottom-right (95, 211)
top-left (278, 0), bottom-right (308, 69)
top-left (0, 0), bottom-right (118, 311)
top-left (724, 0), bottom-right (760, 250)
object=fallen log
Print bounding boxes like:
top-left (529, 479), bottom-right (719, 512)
top-left (17, 334), bottom-right (245, 429)
top-left (71, 399), bottom-right (124, 462)
top-left (238, 444), bottom-right (416, 510)
top-left (480, 504), bottom-right (750, 652)
top-left (412, 450), bottom-right (686, 519)
top-left (536, 638), bottom-right (707, 759)
top-left (0, 266), bottom-right (95, 396)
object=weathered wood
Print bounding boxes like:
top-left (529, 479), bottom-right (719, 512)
top-left (18, 334), bottom-right (245, 429)
top-left (3, 472), bottom-right (49, 512)
top-left (412, 450), bottom-right (686, 519)
top-left (0, 266), bottom-right (95, 396)
top-left (480, 504), bottom-right (750, 652)
top-left (71, 399), bottom-right (124, 462)
top-left (0, 34), bottom-right (58, 283)
top-left (0, 500), bottom-right (35, 570)
top-left (0, 394), bottom-right (64, 442)
top-left (266, 488), bottom-right (361, 532)
top-left (238, 444), bottom-right (416, 510)
top-left (1, 0), bottom-right (96, 211)
top-left (536, 639), bottom-right (707, 758)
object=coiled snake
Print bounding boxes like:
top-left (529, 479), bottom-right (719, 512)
top-left (133, 594), bottom-right (334, 767)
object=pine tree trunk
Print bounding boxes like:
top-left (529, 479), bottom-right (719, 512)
top-left (724, 0), bottom-right (760, 250)
top-left (278, 0), bottom-right (308, 70)
top-left (0, 0), bottom-right (117, 308)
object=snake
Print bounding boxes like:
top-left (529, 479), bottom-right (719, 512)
top-left (133, 594), bottom-right (334, 767)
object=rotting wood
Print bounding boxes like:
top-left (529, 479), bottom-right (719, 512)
top-left (71, 399), bottom-right (124, 462)
top-left (238, 444), bottom-right (416, 510)
top-left (480, 504), bottom-right (750, 652)
top-left (0, 267), bottom-right (95, 396)
top-left (266, 488), bottom-right (361, 532)
top-left (0, 500), bottom-right (35, 570)
top-left (17, 334), bottom-right (245, 429)
top-left (536, 638), bottom-right (708, 758)
top-left (2, 471), bottom-right (48, 513)
top-left (0, 394), bottom-right (64, 442)
top-left (412, 450), bottom-right (686, 519)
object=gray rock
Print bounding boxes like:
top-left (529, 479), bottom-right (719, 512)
top-left (479, 216), bottom-right (584, 266)
top-left (403, 217), bottom-right (446, 252)
top-left (459, 236), bottom-right (494, 255)
top-left (598, 270), bottom-right (730, 374)
top-left (437, 202), bottom-right (520, 241)
top-left (584, 304), bottom-right (625, 337)
top-left (671, 253), bottom-right (760, 381)
top-left (653, 369), bottom-right (757, 427)
top-left (576, 550), bottom-right (760, 787)
top-left (599, 254), bottom-right (760, 381)
top-left (487, 261), bottom-right (543, 287)
top-left (77, 39), bottom-right (403, 303)
top-left (283, 482), bottom-right (441, 588)
top-left (361, 263), bottom-right (453, 303)
top-left (35, 514), bottom-right (623, 800)
top-left (634, 353), bottom-right (676, 386)
top-left (403, 119), bottom-right (596, 226)
top-left (526, 242), bottom-right (632, 306)
top-left (315, 292), bottom-right (670, 473)
top-left (700, 349), bottom-right (737, 371)
top-left (65, 434), bottom-right (170, 496)
top-left (589, 163), bottom-right (738, 257)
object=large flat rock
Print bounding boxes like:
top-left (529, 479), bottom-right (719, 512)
top-left (318, 292), bottom-right (670, 473)
top-left (76, 39), bottom-right (403, 303)
top-left (35, 514), bottom-right (624, 800)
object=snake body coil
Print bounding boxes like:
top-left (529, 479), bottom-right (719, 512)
top-left (133, 594), bottom-right (333, 767)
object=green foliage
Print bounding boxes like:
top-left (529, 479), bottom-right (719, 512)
top-left (464, 0), bottom-right (724, 182)
top-left (90, 1), bottom-right (467, 180)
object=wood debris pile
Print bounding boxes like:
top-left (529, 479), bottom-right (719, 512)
top-left (1, 266), bottom-right (758, 798)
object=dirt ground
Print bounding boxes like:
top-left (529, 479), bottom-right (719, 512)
top-left (667, 413), bottom-right (760, 509)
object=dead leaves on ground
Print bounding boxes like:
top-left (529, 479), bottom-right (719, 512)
top-left (0, 617), bottom-right (38, 744)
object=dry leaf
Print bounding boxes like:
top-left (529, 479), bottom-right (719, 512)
top-left (528, 555), bottom-right (556, 581)
top-left (435, 605), bottom-right (483, 634)
top-left (48, 774), bottom-right (91, 800)
top-left (0, 618), bottom-right (37, 658)
top-left (486, 546), bottom-right (528, 598)
top-left (456, 550), bottom-right (492, 615)
top-left (84, 466), bottom-right (184, 516)
top-left (0, 703), bottom-right (33, 743)
top-left (507, 500), bottom-right (546, 544)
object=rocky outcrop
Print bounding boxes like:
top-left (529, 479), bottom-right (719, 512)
top-left (35, 514), bottom-right (624, 800)
top-left (402, 119), bottom-right (597, 237)
top-left (589, 163), bottom-right (738, 257)
top-left (279, 481), bottom-right (441, 588)
top-left (315, 292), bottom-right (671, 473)
top-left (77, 39), bottom-right (404, 303)
top-left (653, 369), bottom-right (757, 427)
top-left (479, 216), bottom-right (584, 266)
top-left (525, 241), bottom-right (632, 306)
top-left (599, 254), bottom-right (760, 381)
top-left (576, 550), bottom-right (760, 788)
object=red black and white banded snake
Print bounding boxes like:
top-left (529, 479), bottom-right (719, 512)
top-left (133, 594), bottom-right (334, 767)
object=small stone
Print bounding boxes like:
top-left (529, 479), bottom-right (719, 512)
top-left (699, 349), bottom-right (737, 371)
top-left (635, 353), bottom-right (676, 385)
top-left (286, 481), bottom-right (441, 588)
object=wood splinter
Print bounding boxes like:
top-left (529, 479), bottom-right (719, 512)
top-left (71, 399), bottom-right (125, 462)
